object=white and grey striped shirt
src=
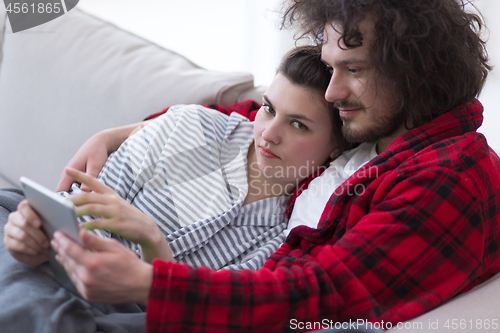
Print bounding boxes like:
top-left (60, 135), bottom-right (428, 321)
top-left (63, 105), bottom-right (288, 270)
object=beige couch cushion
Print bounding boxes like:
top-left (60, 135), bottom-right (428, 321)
top-left (0, 8), bottom-right (256, 189)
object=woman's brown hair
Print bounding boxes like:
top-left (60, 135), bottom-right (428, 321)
top-left (277, 45), bottom-right (351, 154)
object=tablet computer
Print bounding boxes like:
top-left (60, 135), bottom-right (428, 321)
top-left (20, 176), bottom-right (82, 296)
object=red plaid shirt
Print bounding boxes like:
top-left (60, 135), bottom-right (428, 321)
top-left (146, 99), bottom-right (500, 332)
top-left (144, 99), bottom-right (261, 122)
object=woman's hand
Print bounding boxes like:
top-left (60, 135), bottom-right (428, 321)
top-left (52, 229), bottom-right (153, 305)
top-left (64, 167), bottom-right (174, 263)
top-left (56, 122), bottom-right (150, 192)
top-left (3, 200), bottom-right (50, 267)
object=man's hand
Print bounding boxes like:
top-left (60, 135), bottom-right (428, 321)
top-left (52, 229), bottom-right (153, 305)
top-left (56, 122), bottom-right (149, 192)
top-left (4, 200), bottom-right (50, 267)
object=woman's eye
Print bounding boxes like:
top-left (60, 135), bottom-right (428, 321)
top-left (348, 68), bottom-right (361, 75)
top-left (291, 120), bottom-right (308, 130)
top-left (263, 104), bottom-right (275, 115)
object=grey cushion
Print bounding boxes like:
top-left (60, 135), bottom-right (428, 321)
top-left (0, 8), bottom-right (256, 189)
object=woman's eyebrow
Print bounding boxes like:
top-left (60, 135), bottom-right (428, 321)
top-left (263, 94), bottom-right (314, 122)
top-left (288, 113), bottom-right (313, 122)
top-left (262, 94), bottom-right (275, 109)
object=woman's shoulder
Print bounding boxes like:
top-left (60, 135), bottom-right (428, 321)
top-left (164, 104), bottom-right (248, 124)
top-left (149, 104), bottom-right (251, 143)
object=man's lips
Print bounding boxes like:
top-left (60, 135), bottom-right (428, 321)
top-left (338, 108), bottom-right (362, 117)
top-left (259, 146), bottom-right (280, 159)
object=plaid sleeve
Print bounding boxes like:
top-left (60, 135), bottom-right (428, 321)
top-left (319, 167), bottom-right (488, 321)
top-left (146, 257), bottom-right (337, 333)
top-left (310, 145), bottom-right (500, 323)
top-left (144, 100), bottom-right (261, 121)
top-left (145, 157), bottom-right (498, 332)
top-left (144, 101), bottom-right (500, 331)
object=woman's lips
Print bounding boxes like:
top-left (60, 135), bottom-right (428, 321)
top-left (259, 146), bottom-right (280, 159)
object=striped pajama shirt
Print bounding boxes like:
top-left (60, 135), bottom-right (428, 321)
top-left (62, 104), bottom-right (288, 270)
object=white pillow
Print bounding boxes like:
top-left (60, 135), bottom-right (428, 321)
top-left (0, 8), bottom-right (256, 189)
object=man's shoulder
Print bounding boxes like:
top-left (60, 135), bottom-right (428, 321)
top-left (389, 132), bottom-right (500, 193)
top-left (415, 132), bottom-right (495, 169)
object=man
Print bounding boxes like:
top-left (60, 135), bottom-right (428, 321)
top-left (11, 0), bottom-right (500, 331)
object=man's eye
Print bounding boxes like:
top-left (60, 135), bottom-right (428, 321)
top-left (291, 120), bottom-right (308, 130)
top-left (263, 104), bottom-right (275, 115)
top-left (348, 68), bottom-right (361, 74)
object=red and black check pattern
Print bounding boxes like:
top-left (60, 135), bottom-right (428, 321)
top-left (146, 99), bottom-right (500, 332)
top-left (145, 99), bottom-right (261, 122)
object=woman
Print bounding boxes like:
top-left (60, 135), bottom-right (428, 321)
top-left (5, 45), bottom-right (350, 272)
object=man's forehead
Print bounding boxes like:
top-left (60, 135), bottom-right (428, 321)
top-left (322, 22), bottom-right (342, 45)
top-left (322, 17), bottom-right (376, 46)
top-left (321, 20), bottom-right (375, 65)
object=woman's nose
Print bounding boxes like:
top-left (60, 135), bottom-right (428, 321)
top-left (261, 120), bottom-right (281, 145)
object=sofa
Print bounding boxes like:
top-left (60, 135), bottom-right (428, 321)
top-left (0, 6), bottom-right (498, 332)
top-left (0, 6), bottom-right (264, 190)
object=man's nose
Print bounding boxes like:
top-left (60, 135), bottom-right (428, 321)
top-left (325, 72), bottom-right (350, 103)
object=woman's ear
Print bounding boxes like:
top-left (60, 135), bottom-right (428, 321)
top-left (330, 148), bottom-right (341, 160)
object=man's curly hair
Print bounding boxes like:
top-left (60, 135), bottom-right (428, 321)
top-left (281, 0), bottom-right (491, 128)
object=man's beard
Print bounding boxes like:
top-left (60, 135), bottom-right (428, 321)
top-left (339, 107), bottom-right (406, 144)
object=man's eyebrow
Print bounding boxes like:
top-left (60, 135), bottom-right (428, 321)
top-left (337, 58), bottom-right (368, 66)
top-left (322, 58), bottom-right (368, 67)
top-left (321, 59), bottom-right (332, 67)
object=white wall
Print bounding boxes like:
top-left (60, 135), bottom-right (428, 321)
top-left (79, 0), bottom-right (500, 151)
top-left (475, 0), bottom-right (500, 152)
top-left (78, 0), bottom-right (295, 88)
